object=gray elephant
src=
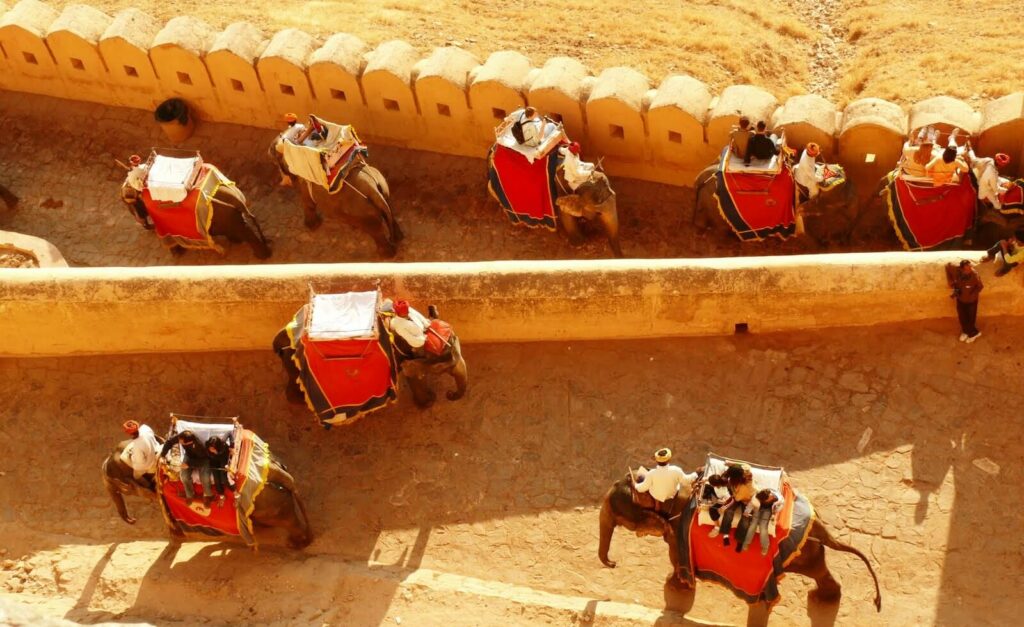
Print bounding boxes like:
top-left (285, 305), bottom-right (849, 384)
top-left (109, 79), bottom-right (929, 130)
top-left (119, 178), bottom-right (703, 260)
top-left (599, 474), bottom-right (881, 623)
top-left (269, 136), bottom-right (403, 258)
top-left (555, 169), bottom-right (623, 257)
top-left (102, 439), bottom-right (312, 549)
top-left (272, 304), bottom-right (467, 411)
top-left (693, 162), bottom-right (857, 245)
top-left (119, 178), bottom-right (271, 259)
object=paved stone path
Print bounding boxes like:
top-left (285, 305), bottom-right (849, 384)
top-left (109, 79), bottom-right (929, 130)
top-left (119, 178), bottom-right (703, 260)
top-left (1, 318), bottom-right (1020, 625)
top-left (0, 90), bottom-right (898, 268)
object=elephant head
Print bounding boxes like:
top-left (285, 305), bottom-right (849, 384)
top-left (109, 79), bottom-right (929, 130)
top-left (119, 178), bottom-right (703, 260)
top-left (555, 170), bottom-right (623, 257)
top-left (399, 305), bottom-right (468, 408)
top-left (598, 474), bottom-right (677, 569)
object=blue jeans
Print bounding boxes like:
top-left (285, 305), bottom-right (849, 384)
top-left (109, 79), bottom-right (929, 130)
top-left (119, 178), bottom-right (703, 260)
top-left (742, 507), bottom-right (774, 552)
top-left (181, 457), bottom-right (213, 499)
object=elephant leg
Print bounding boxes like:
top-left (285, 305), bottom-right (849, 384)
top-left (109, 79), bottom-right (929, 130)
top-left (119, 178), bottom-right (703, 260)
top-left (789, 541), bottom-right (842, 603)
top-left (405, 375), bottom-right (436, 408)
top-left (221, 207), bottom-right (271, 259)
top-left (561, 213), bottom-right (585, 246)
top-left (597, 204), bottom-right (623, 257)
top-left (301, 187), bottom-right (323, 230)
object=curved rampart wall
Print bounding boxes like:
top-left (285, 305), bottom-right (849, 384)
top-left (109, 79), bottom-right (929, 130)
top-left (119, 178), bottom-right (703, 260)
top-left (0, 253), bottom-right (1020, 357)
top-left (0, 0), bottom-right (1023, 186)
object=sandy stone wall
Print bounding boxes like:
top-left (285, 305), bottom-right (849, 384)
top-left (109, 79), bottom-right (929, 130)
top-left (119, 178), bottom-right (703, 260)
top-left (1, 0), bottom-right (1023, 186)
top-left (0, 252), bottom-right (1021, 356)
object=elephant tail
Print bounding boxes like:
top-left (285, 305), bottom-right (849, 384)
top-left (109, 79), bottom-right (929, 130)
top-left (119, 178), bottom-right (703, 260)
top-left (598, 491), bottom-right (618, 568)
top-left (815, 521), bottom-right (882, 612)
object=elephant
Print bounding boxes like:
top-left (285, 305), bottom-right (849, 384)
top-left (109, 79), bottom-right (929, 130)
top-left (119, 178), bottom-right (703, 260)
top-left (119, 180), bottom-right (271, 259)
top-left (269, 136), bottom-right (403, 258)
top-left (598, 475), bottom-right (881, 619)
top-left (102, 439), bottom-right (312, 549)
top-left (555, 169), bottom-right (623, 257)
top-left (693, 162), bottom-right (858, 245)
top-left (273, 304), bottom-right (468, 411)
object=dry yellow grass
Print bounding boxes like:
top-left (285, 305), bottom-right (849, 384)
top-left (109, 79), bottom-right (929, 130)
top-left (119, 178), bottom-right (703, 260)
top-left (838, 0), bottom-right (1024, 106)
top-left (46, 0), bottom-right (815, 98)
top-left (38, 0), bottom-right (1024, 107)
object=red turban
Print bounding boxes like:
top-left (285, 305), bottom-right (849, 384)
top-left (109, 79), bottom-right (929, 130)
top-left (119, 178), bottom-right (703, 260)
top-left (394, 300), bottom-right (410, 317)
top-left (123, 420), bottom-right (140, 435)
top-left (995, 153), bottom-right (1010, 167)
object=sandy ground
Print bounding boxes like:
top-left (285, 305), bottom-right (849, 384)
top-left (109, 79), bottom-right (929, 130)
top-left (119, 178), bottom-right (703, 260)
top-left (40, 0), bottom-right (1024, 105)
top-left (0, 90), bottom-right (899, 268)
top-left (1, 318), bottom-right (1022, 626)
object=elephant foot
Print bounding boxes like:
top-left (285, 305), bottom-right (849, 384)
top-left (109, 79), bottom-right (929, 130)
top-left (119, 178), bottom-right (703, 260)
top-left (414, 390), bottom-right (437, 409)
top-left (254, 244), bottom-right (272, 260)
top-left (667, 572), bottom-right (692, 590)
top-left (378, 243), bottom-right (400, 259)
top-left (122, 515), bottom-right (137, 525)
top-left (304, 214), bottom-right (324, 230)
top-left (285, 385), bottom-right (305, 405)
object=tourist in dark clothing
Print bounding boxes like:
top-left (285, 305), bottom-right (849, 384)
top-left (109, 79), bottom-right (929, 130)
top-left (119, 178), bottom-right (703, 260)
top-left (160, 429), bottom-right (214, 503)
top-left (945, 260), bottom-right (984, 343)
top-left (206, 435), bottom-right (232, 502)
top-left (746, 121), bottom-right (778, 164)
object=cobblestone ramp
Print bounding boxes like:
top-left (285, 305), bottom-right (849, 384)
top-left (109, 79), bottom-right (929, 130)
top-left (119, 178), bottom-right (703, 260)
top-left (1, 321), bottom-right (1022, 625)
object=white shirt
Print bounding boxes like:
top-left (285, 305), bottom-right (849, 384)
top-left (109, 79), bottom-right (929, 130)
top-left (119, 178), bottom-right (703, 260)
top-left (282, 123), bottom-right (307, 144)
top-left (389, 307), bottom-right (430, 348)
top-left (126, 164), bottom-right (149, 192)
top-left (745, 488), bottom-right (785, 516)
top-left (969, 152), bottom-right (1005, 209)
top-left (127, 424), bottom-right (160, 477)
top-left (793, 150), bottom-right (819, 198)
top-left (634, 464), bottom-right (697, 503)
top-left (559, 148), bottom-right (596, 191)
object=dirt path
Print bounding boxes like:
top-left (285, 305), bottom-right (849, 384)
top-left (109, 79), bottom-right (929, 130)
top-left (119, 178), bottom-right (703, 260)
top-left (0, 91), bottom-right (899, 268)
top-left (1, 319), bottom-right (1022, 625)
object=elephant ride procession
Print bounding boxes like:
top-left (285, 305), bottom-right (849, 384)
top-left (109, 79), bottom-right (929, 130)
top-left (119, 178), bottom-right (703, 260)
top-left (881, 129), bottom-right (986, 250)
top-left (274, 288), bottom-right (466, 429)
top-left (487, 107), bottom-right (622, 256)
top-left (272, 113), bottom-right (368, 192)
top-left (118, 149), bottom-right (270, 258)
top-left (155, 415), bottom-right (273, 547)
top-left (700, 131), bottom-right (846, 242)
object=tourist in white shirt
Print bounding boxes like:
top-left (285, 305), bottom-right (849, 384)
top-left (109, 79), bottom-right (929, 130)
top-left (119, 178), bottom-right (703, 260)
top-left (967, 150), bottom-right (1011, 210)
top-left (634, 448), bottom-right (697, 512)
top-left (121, 420), bottom-right (160, 487)
top-left (793, 142), bottom-right (821, 201)
top-left (384, 299), bottom-right (430, 357)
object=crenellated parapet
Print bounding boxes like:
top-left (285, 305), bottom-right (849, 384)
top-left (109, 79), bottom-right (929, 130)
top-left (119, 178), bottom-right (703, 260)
top-left (1, 0), bottom-right (1022, 186)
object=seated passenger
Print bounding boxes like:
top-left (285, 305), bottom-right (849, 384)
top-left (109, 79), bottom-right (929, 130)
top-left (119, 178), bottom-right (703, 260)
top-left (125, 154), bottom-right (149, 192)
top-left (510, 106), bottom-right (544, 147)
top-left (746, 121), bottom-right (778, 164)
top-left (701, 473), bottom-right (730, 521)
top-left (900, 141), bottom-right (935, 178)
top-left (558, 142), bottom-right (596, 191)
top-left (160, 429), bottom-right (214, 505)
top-left (967, 150), bottom-right (1011, 209)
top-left (981, 229), bottom-right (1024, 277)
top-left (926, 147), bottom-right (968, 186)
top-left (282, 113), bottom-right (307, 145)
top-left (741, 488), bottom-right (784, 555)
top-left (730, 116), bottom-right (753, 161)
top-left (708, 463), bottom-right (755, 549)
top-left (633, 448), bottom-right (697, 514)
top-left (385, 299), bottom-right (430, 358)
top-left (206, 435), bottom-right (232, 505)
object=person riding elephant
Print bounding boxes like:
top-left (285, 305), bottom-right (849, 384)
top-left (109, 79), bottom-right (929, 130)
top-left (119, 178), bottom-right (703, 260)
top-left (121, 419), bottom-right (161, 491)
top-left (554, 142), bottom-right (623, 257)
top-left (268, 123), bottom-right (403, 258)
top-left (632, 448), bottom-right (697, 515)
top-left (598, 473), bottom-right (881, 616)
top-left (102, 438), bottom-right (312, 548)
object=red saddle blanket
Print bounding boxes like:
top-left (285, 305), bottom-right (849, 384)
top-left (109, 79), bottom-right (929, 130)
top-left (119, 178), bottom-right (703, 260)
top-left (885, 171), bottom-right (977, 250)
top-left (714, 149), bottom-right (797, 241)
top-left (141, 164), bottom-right (228, 251)
top-left (999, 180), bottom-right (1023, 212)
top-left (425, 319), bottom-right (454, 357)
top-left (287, 306), bottom-right (399, 428)
top-left (159, 474), bottom-right (240, 537)
top-left (487, 144), bottom-right (561, 230)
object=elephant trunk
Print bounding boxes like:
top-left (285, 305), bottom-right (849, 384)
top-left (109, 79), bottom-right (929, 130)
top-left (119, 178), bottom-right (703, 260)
top-left (445, 341), bottom-right (468, 401)
top-left (289, 491), bottom-right (313, 549)
top-left (598, 494), bottom-right (618, 568)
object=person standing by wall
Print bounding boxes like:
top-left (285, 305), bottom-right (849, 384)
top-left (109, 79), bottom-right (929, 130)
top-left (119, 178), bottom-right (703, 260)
top-left (945, 259), bottom-right (984, 343)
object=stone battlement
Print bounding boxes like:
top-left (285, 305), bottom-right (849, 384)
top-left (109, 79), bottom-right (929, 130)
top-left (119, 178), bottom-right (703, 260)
top-left (1, 0), bottom-right (1022, 187)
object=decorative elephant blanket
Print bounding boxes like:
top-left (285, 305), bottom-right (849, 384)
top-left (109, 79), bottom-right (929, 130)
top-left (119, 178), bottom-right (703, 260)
top-left (998, 180), bottom-right (1023, 213)
top-left (885, 169), bottom-right (977, 250)
top-left (156, 428), bottom-right (271, 547)
top-left (677, 454), bottom-right (815, 606)
top-left (714, 148), bottom-right (798, 241)
top-left (286, 303), bottom-right (399, 428)
top-left (141, 164), bottom-right (230, 252)
top-left (487, 143), bottom-right (563, 230)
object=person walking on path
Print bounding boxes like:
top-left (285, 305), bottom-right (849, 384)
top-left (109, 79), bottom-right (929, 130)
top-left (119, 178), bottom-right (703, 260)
top-left (945, 259), bottom-right (984, 343)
